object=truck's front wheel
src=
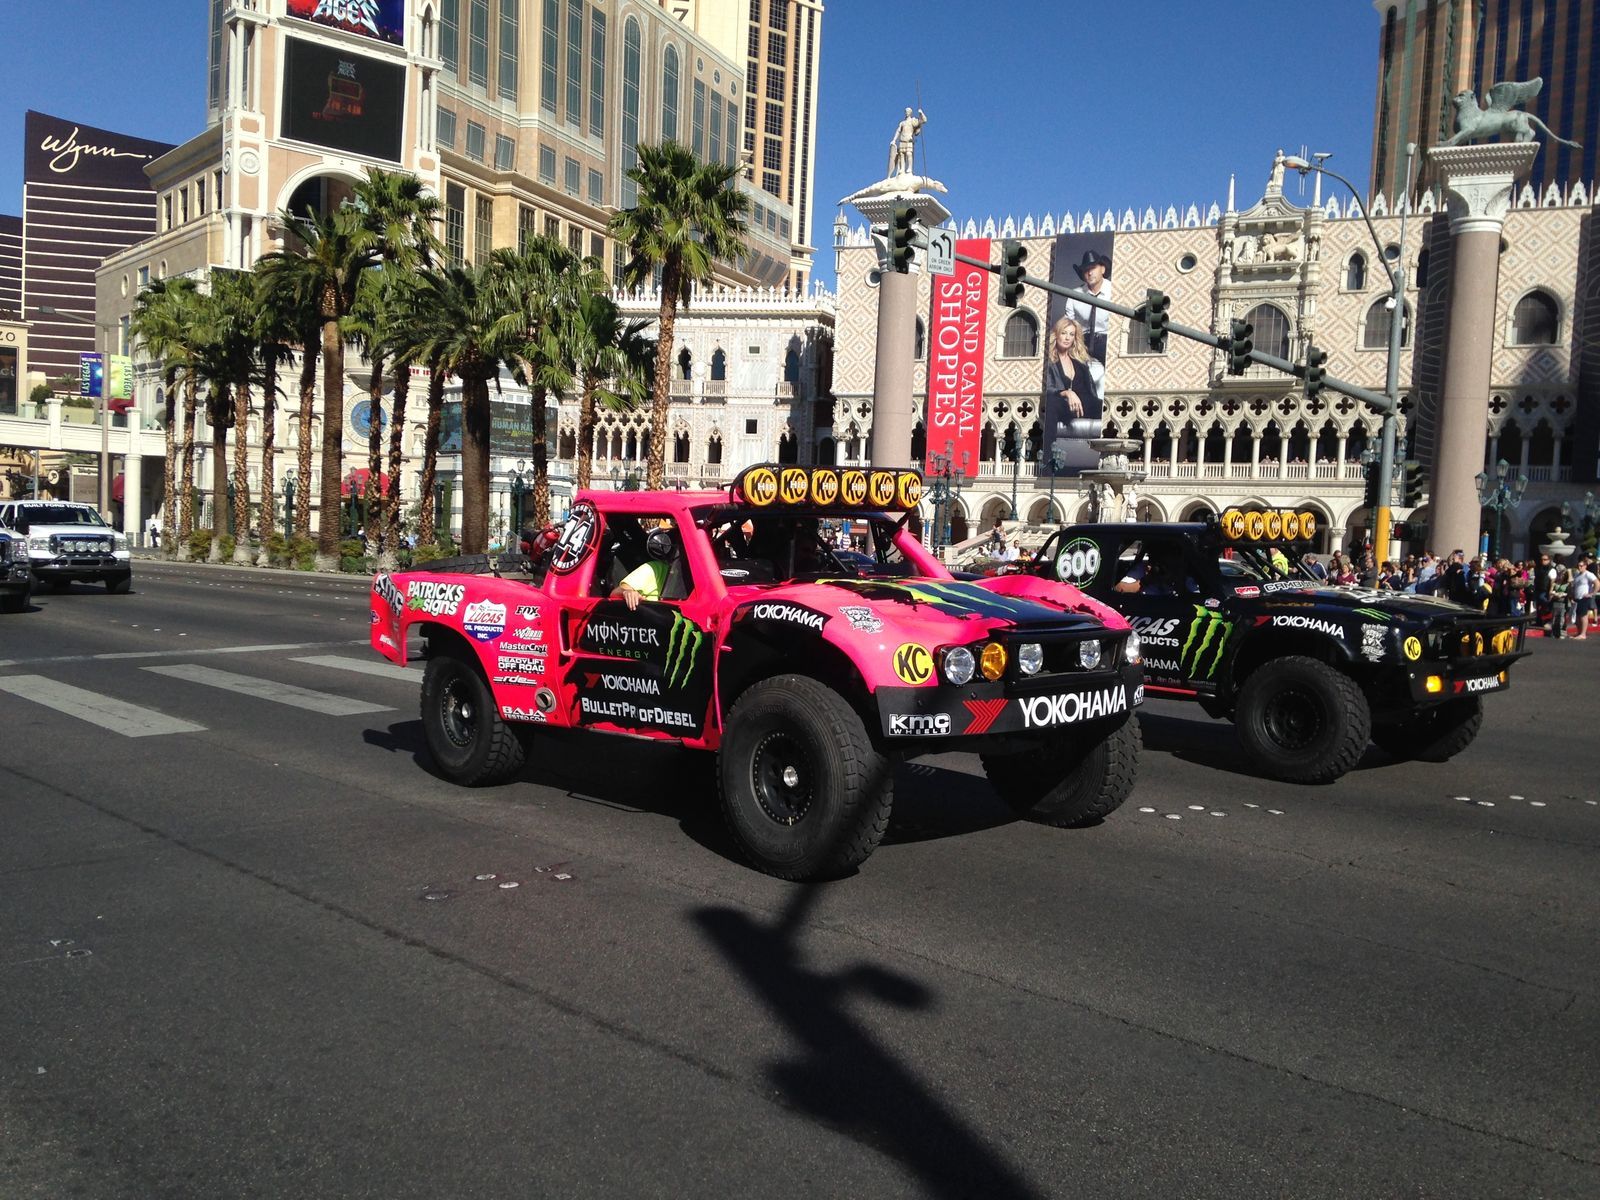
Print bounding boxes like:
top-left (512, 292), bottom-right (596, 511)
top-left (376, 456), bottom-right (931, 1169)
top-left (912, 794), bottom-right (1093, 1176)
top-left (420, 651), bottom-right (527, 786)
top-left (982, 716), bottom-right (1140, 827)
top-left (1235, 656), bottom-right (1370, 783)
top-left (1372, 696), bottom-right (1482, 762)
top-left (717, 675), bottom-right (892, 880)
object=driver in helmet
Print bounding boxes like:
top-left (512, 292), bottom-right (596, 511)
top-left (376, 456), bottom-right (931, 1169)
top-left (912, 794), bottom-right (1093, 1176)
top-left (613, 525), bottom-right (679, 610)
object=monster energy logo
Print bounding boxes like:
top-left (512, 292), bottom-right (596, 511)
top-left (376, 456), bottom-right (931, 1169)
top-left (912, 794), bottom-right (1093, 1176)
top-left (1352, 608), bottom-right (1389, 622)
top-left (664, 612), bottom-right (703, 688)
top-left (1179, 606), bottom-right (1233, 679)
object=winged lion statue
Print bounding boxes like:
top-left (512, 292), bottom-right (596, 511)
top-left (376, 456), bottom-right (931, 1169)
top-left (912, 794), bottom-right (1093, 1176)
top-left (1442, 77), bottom-right (1581, 148)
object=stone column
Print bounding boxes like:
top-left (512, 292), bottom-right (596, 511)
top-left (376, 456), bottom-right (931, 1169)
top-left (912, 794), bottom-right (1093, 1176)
top-left (1427, 143), bottom-right (1538, 557)
top-left (850, 192), bottom-right (951, 470)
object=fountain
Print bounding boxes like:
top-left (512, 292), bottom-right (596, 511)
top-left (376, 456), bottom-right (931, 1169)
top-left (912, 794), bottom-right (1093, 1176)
top-left (1078, 438), bottom-right (1148, 523)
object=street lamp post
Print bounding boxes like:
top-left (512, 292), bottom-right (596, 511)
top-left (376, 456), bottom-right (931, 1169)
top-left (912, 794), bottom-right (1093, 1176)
top-left (1474, 458), bottom-right (1528, 559)
top-left (1285, 145), bottom-right (1416, 562)
top-left (1038, 445), bottom-right (1066, 523)
top-left (37, 306), bottom-right (115, 522)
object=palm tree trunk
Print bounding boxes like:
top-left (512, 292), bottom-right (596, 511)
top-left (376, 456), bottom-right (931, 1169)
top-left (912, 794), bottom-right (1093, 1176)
top-left (179, 368), bottom-right (198, 557)
top-left (257, 354), bottom-right (278, 562)
top-left (317, 307), bottom-right (344, 567)
top-left (460, 370), bottom-right (490, 554)
top-left (209, 386), bottom-right (229, 562)
top-left (576, 373), bottom-right (597, 491)
top-left (648, 271), bottom-right (679, 490)
top-left (417, 362), bottom-right (444, 547)
top-left (365, 350), bottom-right (386, 553)
top-left (295, 342), bottom-right (317, 540)
top-left (232, 373), bottom-right (252, 563)
top-left (531, 384), bottom-right (551, 528)
top-left (381, 363), bottom-right (408, 569)
top-left (162, 366), bottom-right (178, 557)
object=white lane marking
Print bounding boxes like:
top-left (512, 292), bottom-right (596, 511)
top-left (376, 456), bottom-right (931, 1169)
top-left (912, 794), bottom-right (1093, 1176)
top-left (291, 654), bottom-right (414, 682)
top-left (0, 675), bottom-right (207, 738)
top-left (143, 664), bottom-right (392, 716)
top-left (0, 640), bottom-right (366, 669)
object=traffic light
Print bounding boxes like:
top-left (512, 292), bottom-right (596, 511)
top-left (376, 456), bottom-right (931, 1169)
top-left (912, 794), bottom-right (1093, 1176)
top-left (999, 240), bottom-right (1026, 308)
top-left (1392, 521), bottom-right (1413, 542)
top-left (1362, 461), bottom-right (1381, 510)
top-left (1401, 458), bottom-right (1425, 506)
top-left (1142, 288), bottom-right (1170, 353)
top-left (1226, 318), bottom-right (1253, 375)
top-left (889, 205), bottom-right (916, 273)
top-left (1304, 343), bottom-right (1328, 399)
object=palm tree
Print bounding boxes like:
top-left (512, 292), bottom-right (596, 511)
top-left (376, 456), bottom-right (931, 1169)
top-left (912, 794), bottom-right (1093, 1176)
top-left (410, 263), bottom-right (520, 553)
top-left (414, 350), bottom-right (449, 547)
top-left (258, 203), bottom-right (380, 566)
top-left (567, 290), bottom-right (653, 491)
top-left (191, 272), bottom-right (255, 561)
top-left (129, 276), bottom-right (199, 555)
top-left (251, 266), bottom-right (302, 558)
top-left (608, 141), bottom-right (749, 488)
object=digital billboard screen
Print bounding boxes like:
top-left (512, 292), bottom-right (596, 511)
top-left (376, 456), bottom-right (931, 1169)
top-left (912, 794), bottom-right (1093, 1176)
top-left (286, 0), bottom-right (406, 46)
top-left (280, 37), bottom-right (405, 162)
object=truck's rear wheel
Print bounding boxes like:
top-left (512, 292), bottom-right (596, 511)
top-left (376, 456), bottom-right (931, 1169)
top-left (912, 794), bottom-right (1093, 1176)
top-left (717, 675), bottom-right (892, 880)
top-left (1373, 697), bottom-right (1483, 762)
top-left (420, 651), bottom-right (526, 786)
top-left (982, 716), bottom-right (1140, 827)
top-left (1235, 655), bottom-right (1370, 783)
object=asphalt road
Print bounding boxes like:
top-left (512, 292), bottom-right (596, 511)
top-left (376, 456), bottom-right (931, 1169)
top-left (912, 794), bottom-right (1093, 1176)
top-left (2, 561), bottom-right (1596, 1199)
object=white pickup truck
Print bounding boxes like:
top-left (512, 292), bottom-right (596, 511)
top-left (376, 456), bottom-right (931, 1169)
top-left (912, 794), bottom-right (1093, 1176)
top-left (0, 500), bottom-right (132, 594)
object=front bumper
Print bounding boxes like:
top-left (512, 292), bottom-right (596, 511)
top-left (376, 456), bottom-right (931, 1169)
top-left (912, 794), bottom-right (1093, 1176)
top-left (0, 561), bottom-right (30, 595)
top-left (29, 554), bottom-right (130, 582)
top-left (1400, 652), bottom-right (1528, 704)
top-left (876, 661), bottom-right (1144, 742)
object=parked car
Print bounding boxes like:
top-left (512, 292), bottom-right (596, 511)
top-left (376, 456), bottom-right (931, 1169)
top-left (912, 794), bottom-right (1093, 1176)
top-left (0, 500), bottom-right (132, 593)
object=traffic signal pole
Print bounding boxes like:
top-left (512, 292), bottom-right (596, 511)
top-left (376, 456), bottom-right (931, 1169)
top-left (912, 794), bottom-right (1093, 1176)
top-left (952, 249), bottom-right (1399, 415)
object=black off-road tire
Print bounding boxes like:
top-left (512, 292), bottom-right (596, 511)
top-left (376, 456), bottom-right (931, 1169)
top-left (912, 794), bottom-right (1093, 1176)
top-left (105, 573), bottom-right (132, 594)
top-left (1372, 696), bottom-right (1483, 763)
top-left (717, 675), bottom-right (893, 881)
top-left (982, 716), bottom-right (1140, 827)
top-left (420, 651), bottom-right (526, 786)
top-left (1235, 655), bottom-right (1370, 784)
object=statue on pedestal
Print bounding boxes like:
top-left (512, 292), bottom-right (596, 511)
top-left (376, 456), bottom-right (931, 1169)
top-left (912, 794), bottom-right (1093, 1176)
top-left (888, 107), bottom-right (927, 177)
top-left (837, 107), bottom-right (947, 206)
top-left (1442, 77), bottom-right (1582, 148)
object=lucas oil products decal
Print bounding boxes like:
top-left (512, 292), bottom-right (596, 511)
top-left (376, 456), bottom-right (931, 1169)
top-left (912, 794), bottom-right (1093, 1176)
top-left (463, 599), bottom-right (507, 642)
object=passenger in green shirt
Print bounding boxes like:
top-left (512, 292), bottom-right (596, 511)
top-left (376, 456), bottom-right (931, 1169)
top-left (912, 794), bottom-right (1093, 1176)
top-left (613, 559), bottom-right (668, 610)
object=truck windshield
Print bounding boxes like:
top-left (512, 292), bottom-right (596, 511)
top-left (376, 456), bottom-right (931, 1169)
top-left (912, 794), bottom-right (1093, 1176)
top-left (12, 506), bottom-right (106, 531)
top-left (1225, 545), bottom-right (1319, 586)
top-left (701, 510), bottom-right (917, 584)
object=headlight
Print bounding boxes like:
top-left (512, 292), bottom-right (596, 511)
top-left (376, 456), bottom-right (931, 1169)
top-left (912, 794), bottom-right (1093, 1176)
top-left (1078, 640), bottom-right (1104, 670)
top-left (1017, 642), bottom-right (1044, 676)
top-left (940, 645), bottom-right (976, 686)
top-left (113, 534), bottom-right (128, 551)
top-left (979, 642), bottom-right (1007, 681)
top-left (1123, 632), bottom-right (1142, 664)
top-left (29, 536), bottom-right (48, 552)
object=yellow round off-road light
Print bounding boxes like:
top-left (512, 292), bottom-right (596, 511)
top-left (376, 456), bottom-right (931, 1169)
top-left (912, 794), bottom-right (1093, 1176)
top-left (779, 466), bottom-right (809, 504)
top-left (1245, 511), bottom-right (1266, 540)
top-left (1299, 511), bottom-right (1317, 539)
top-left (897, 470), bottom-right (923, 509)
top-left (744, 466), bottom-right (778, 506)
top-left (1222, 508), bottom-right (1247, 539)
top-left (1264, 510), bottom-right (1283, 539)
top-left (1425, 675), bottom-right (1443, 694)
top-left (811, 468), bottom-right (839, 506)
top-left (979, 642), bottom-right (1007, 681)
top-left (1281, 512), bottom-right (1302, 540)
top-left (841, 470), bottom-right (868, 505)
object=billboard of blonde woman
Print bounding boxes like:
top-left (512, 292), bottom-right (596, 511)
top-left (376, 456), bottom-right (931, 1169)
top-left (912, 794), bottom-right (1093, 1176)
top-left (1041, 233), bottom-right (1115, 475)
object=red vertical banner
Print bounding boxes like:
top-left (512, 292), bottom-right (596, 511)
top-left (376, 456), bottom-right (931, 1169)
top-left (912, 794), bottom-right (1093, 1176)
top-left (923, 237), bottom-right (989, 478)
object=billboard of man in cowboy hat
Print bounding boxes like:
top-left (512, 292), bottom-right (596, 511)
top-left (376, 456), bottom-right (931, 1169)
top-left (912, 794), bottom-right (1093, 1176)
top-left (1063, 248), bottom-right (1114, 364)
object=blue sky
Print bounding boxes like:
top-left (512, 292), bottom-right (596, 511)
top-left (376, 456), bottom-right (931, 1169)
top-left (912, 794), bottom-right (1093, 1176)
top-left (0, 1), bottom-right (1381, 287)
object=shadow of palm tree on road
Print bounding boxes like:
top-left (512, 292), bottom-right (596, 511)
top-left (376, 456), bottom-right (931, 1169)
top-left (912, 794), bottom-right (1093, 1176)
top-left (694, 886), bottom-right (1041, 1199)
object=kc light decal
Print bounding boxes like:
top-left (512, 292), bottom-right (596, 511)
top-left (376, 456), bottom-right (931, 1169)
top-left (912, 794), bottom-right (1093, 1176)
top-left (1403, 635), bottom-right (1423, 661)
top-left (1179, 605), bottom-right (1233, 679)
top-left (893, 643), bottom-right (934, 685)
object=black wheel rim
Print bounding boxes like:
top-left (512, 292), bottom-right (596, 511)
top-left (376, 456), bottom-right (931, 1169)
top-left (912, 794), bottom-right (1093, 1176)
top-left (751, 730), bottom-right (815, 826)
top-left (439, 674), bottom-right (477, 749)
top-left (1262, 685), bottom-right (1324, 752)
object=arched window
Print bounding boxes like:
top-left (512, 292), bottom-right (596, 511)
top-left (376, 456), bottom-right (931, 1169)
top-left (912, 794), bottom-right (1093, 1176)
top-left (662, 45), bottom-right (680, 142)
top-left (677, 346), bottom-right (692, 380)
top-left (783, 348), bottom-right (800, 382)
top-left (913, 317), bottom-right (926, 359)
top-left (706, 434), bottom-right (723, 464)
top-left (620, 18), bottom-right (641, 206)
top-left (1001, 311), bottom-right (1039, 358)
top-left (777, 432), bottom-right (798, 464)
top-left (672, 431), bottom-right (690, 462)
top-left (910, 422), bottom-right (925, 463)
top-left (1362, 298), bottom-right (1411, 348)
top-left (1244, 303), bottom-right (1291, 360)
top-left (1345, 252), bottom-right (1367, 290)
top-left (1511, 290), bottom-right (1559, 344)
top-left (1414, 247), bottom-right (1429, 289)
top-left (559, 428), bottom-right (576, 459)
top-left (710, 348), bottom-right (727, 380)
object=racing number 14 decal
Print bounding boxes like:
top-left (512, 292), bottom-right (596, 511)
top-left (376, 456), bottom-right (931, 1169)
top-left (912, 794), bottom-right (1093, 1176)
top-left (1180, 606), bottom-right (1232, 680)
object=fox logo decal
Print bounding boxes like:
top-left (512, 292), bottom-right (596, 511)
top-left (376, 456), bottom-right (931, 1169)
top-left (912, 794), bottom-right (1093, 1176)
top-left (1179, 606), bottom-right (1233, 680)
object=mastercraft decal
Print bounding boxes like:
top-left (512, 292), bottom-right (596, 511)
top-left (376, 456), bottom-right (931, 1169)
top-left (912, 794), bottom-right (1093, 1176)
top-left (496, 641), bottom-right (547, 655)
top-left (1179, 605), bottom-right (1233, 680)
top-left (406, 580), bottom-right (465, 615)
top-left (1018, 685), bottom-right (1129, 729)
top-left (838, 606), bottom-right (884, 634)
top-left (463, 599), bottom-right (507, 642)
top-left (1271, 614), bottom-right (1343, 637)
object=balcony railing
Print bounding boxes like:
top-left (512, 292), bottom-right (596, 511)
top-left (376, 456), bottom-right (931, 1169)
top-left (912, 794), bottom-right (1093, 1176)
top-left (705, 379), bottom-right (728, 398)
